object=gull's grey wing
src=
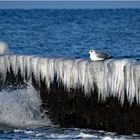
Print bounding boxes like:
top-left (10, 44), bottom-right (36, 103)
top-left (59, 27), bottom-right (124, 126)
top-left (96, 52), bottom-right (109, 58)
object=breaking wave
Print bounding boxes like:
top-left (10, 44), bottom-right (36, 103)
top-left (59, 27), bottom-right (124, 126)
top-left (0, 84), bottom-right (52, 128)
top-left (0, 42), bottom-right (9, 55)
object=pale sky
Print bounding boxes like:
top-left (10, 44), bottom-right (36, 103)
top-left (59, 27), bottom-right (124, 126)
top-left (0, 1), bottom-right (140, 9)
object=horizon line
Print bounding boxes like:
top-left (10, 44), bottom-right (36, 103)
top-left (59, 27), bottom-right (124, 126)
top-left (0, 1), bottom-right (140, 9)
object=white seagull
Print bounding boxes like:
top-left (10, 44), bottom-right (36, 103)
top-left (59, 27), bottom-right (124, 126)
top-left (88, 50), bottom-right (110, 61)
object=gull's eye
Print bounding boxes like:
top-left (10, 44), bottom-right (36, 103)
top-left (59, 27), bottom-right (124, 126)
top-left (91, 50), bottom-right (93, 52)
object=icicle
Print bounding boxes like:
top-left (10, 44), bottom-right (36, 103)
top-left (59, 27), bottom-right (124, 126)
top-left (30, 56), bottom-right (40, 84)
top-left (125, 62), bottom-right (140, 105)
top-left (23, 55), bottom-right (34, 80)
top-left (4, 55), bottom-right (11, 74)
top-left (78, 60), bottom-right (89, 91)
top-left (89, 61), bottom-right (105, 100)
top-left (8, 55), bottom-right (18, 76)
top-left (0, 56), bottom-right (7, 81)
top-left (38, 58), bottom-right (54, 89)
top-left (107, 59), bottom-right (131, 104)
top-left (54, 58), bottom-right (66, 86)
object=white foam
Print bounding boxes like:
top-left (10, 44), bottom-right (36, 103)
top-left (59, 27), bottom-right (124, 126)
top-left (0, 54), bottom-right (139, 105)
top-left (78, 132), bottom-right (97, 138)
top-left (102, 137), bottom-right (114, 140)
top-left (0, 42), bottom-right (9, 54)
top-left (0, 84), bottom-right (52, 128)
top-left (102, 136), bottom-right (128, 140)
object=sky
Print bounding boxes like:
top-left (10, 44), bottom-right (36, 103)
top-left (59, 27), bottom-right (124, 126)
top-left (0, 1), bottom-right (140, 9)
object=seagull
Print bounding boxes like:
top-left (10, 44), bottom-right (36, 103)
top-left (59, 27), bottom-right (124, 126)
top-left (88, 49), bottom-right (110, 61)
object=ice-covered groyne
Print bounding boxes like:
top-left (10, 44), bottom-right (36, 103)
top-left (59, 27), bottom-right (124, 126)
top-left (0, 54), bottom-right (139, 105)
top-left (0, 54), bottom-right (140, 134)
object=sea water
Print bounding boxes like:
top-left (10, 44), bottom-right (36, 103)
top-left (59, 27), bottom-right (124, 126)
top-left (0, 9), bottom-right (140, 139)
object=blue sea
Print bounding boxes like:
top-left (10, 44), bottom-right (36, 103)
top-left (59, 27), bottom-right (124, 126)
top-left (0, 9), bottom-right (140, 139)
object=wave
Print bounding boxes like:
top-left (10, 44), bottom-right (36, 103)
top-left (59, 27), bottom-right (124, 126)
top-left (0, 42), bottom-right (9, 55)
top-left (0, 84), bottom-right (52, 128)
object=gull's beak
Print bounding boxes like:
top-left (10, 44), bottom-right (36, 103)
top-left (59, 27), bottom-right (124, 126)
top-left (88, 51), bottom-right (90, 54)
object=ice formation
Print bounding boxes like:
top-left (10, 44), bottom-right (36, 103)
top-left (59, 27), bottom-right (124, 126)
top-left (0, 54), bottom-right (139, 105)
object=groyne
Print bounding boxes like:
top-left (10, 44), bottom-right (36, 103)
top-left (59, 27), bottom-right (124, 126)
top-left (0, 54), bottom-right (140, 134)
